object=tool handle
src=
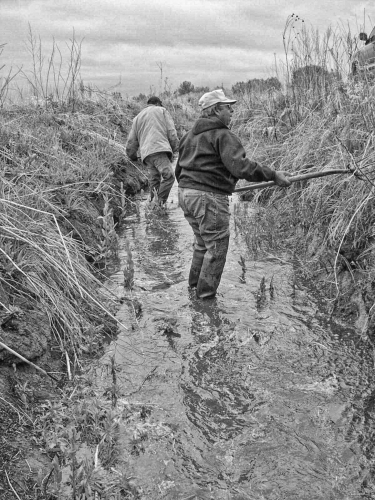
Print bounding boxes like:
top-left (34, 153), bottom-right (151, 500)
top-left (234, 169), bottom-right (351, 193)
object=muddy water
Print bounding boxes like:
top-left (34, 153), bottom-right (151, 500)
top-left (106, 182), bottom-right (375, 500)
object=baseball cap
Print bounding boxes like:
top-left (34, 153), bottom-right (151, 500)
top-left (198, 89), bottom-right (237, 110)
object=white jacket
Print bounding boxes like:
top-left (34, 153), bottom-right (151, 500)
top-left (126, 105), bottom-right (179, 162)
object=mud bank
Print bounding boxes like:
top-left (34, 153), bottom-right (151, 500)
top-left (0, 155), bottom-right (148, 499)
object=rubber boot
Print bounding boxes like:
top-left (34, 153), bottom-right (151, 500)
top-left (188, 247), bottom-right (206, 287)
top-left (196, 237), bottom-right (229, 299)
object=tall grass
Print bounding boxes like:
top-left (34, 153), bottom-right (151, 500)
top-left (0, 43), bottom-right (21, 107)
top-left (232, 20), bottom-right (375, 299)
top-left (14, 25), bottom-right (84, 110)
top-left (0, 35), bottom-right (154, 498)
top-left (0, 33), bottom-right (148, 369)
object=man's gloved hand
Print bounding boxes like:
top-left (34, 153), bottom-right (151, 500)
top-left (274, 171), bottom-right (292, 187)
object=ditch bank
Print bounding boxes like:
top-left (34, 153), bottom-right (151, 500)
top-left (0, 158), bottom-right (148, 500)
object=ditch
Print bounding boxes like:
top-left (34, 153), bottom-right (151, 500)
top-left (99, 180), bottom-right (375, 500)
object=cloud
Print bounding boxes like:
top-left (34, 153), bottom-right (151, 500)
top-left (80, 41), bottom-right (275, 95)
top-left (1, 0), bottom-right (375, 96)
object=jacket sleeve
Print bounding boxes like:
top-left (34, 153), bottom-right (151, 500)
top-left (164, 110), bottom-right (179, 154)
top-left (217, 131), bottom-right (276, 182)
top-left (125, 122), bottom-right (139, 161)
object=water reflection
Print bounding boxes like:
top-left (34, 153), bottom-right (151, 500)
top-left (106, 184), bottom-right (375, 499)
top-left (145, 209), bottom-right (180, 255)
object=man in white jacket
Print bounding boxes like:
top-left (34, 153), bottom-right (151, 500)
top-left (126, 96), bottom-right (179, 204)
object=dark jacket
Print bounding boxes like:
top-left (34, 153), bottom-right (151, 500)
top-left (175, 117), bottom-right (275, 195)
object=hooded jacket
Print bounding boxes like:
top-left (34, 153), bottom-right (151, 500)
top-left (126, 105), bottom-right (179, 162)
top-left (175, 117), bottom-right (275, 195)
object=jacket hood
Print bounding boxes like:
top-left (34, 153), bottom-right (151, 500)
top-left (192, 117), bottom-right (227, 135)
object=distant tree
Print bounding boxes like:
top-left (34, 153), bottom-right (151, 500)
top-left (231, 81), bottom-right (248, 94)
top-left (178, 81), bottom-right (195, 95)
top-left (194, 86), bottom-right (210, 94)
top-left (232, 77), bottom-right (281, 95)
top-left (265, 77), bottom-right (282, 90)
top-left (134, 93), bottom-right (147, 102)
top-left (291, 65), bottom-right (331, 90)
top-left (112, 91), bottom-right (123, 101)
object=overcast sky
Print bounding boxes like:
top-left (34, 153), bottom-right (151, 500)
top-left (1, 0), bottom-right (374, 98)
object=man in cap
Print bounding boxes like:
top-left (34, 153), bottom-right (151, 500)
top-left (176, 89), bottom-right (291, 299)
top-left (126, 96), bottom-right (179, 204)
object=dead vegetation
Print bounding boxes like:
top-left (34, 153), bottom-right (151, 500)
top-left (0, 31), bottom-right (154, 498)
top-left (232, 20), bottom-right (375, 340)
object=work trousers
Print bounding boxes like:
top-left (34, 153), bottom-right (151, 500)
top-left (144, 152), bottom-right (175, 203)
top-left (178, 187), bottom-right (230, 299)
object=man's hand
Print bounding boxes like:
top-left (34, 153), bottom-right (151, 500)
top-left (274, 171), bottom-right (292, 187)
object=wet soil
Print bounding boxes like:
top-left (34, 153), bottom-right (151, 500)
top-left (104, 182), bottom-right (375, 499)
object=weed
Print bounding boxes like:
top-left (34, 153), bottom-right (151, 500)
top-left (256, 276), bottom-right (267, 310)
top-left (32, 366), bottom-right (133, 499)
top-left (96, 194), bottom-right (118, 266)
top-left (122, 237), bottom-right (134, 290)
top-left (21, 25), bottom-right (83, 110)
top-left (238, 255), bottom-right (247, 283)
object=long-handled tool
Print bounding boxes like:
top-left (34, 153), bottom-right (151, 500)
top-left (234, 168), bottom-right (352, 193)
